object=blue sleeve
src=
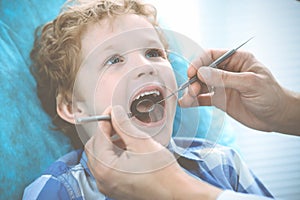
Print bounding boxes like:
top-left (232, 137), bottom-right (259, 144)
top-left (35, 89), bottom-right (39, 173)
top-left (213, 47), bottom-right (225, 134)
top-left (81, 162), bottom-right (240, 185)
top-left (23, 175), bottom-right (71, 200)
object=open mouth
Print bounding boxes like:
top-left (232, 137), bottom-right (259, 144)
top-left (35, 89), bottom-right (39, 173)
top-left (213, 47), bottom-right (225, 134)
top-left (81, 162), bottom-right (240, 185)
top-left (130, 87), bottom-right (165, 123)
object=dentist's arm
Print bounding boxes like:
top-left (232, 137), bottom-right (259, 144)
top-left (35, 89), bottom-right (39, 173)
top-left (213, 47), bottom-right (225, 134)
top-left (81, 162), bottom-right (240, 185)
top-left (179, 50), bottom-right (300, 136)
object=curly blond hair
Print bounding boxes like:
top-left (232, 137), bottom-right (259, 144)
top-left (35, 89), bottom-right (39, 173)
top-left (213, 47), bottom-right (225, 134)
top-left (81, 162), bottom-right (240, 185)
top-left (30, 0), bottom-right (159, 148)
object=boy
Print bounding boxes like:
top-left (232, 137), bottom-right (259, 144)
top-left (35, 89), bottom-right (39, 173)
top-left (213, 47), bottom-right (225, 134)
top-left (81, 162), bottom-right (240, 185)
top-left (23, 0), bottom-right (273, 199)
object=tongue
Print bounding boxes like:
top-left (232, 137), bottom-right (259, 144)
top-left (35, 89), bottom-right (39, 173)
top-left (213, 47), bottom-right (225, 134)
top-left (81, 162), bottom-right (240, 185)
top-left (136, 99), bottom-right (155, 113)
top-left (148, 103), bottom-right (164, 122)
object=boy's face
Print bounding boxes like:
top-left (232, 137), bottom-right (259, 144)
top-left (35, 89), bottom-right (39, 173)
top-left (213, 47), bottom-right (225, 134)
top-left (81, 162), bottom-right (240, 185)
top-left (70, 14), bottom-right (177, 146)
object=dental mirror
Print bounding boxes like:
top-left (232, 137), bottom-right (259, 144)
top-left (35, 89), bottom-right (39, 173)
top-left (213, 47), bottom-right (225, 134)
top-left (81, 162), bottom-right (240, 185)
top-left (134, 99), bottom-right (156, 114)
top-left (134, 98), bottom-right (166, 120)
top-left (130, 98), bottom-right (164, 119)
top-left (134, 99), bottom-right (164, 122)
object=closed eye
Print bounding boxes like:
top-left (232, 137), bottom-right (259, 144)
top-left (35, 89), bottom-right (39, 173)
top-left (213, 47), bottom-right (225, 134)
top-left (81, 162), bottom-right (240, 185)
top-left (145, 48), bottom-right (166, 59)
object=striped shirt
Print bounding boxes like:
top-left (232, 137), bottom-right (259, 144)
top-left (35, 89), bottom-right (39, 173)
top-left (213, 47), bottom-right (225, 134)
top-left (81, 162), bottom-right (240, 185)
top-left (23, 137), bottom-right (273, 200)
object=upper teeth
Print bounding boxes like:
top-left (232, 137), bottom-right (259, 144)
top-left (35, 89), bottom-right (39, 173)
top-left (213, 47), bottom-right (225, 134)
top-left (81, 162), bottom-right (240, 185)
top-left (135, 90), bottom-right (160, 100)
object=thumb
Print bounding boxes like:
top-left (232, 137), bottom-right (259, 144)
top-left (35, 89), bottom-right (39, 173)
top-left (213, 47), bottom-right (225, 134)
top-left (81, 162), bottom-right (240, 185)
top-left (198, 67), bottom-right (249, 91)
top-left (111, 105), bottom-right (157, 152)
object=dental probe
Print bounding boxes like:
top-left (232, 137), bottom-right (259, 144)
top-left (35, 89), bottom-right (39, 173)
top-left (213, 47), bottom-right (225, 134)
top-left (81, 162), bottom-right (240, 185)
top-left (155, 36), bottom-right (254, 105)
top-left (76, 114), bottom-right (111, 124)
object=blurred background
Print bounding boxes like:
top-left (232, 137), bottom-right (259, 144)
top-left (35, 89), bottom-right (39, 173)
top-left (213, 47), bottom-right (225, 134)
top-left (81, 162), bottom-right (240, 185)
top-left (146, 0), bottom-right (300, 199)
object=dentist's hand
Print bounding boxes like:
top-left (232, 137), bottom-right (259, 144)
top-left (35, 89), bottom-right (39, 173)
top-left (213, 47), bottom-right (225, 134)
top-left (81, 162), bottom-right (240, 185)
top-left (85, 106), bottom-right (222, 200)
top-left (179, 50), bottom-right (300, 135)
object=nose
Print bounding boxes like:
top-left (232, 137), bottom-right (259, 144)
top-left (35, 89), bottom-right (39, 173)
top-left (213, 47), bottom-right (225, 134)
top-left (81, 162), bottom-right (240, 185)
top-left (136, 65), bottom-right (155, 78)
top-left (127, 52), bottom-right (157, 79)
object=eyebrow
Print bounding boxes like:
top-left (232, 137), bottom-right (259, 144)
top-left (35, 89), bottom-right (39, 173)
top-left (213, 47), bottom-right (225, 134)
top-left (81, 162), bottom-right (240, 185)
top-left (146, 39), bottom-right (165, 48)
top-left (100, 39), bottom-right (164, 57)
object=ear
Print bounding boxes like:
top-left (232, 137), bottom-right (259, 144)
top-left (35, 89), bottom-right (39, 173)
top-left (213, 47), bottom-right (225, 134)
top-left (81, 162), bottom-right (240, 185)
top-left (56, 94), bottom-right (87, 124)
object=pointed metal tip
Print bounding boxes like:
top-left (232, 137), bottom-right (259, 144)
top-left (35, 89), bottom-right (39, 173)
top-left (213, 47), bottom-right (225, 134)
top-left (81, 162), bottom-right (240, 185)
top-left (235, 36), bottom-right (255, 50)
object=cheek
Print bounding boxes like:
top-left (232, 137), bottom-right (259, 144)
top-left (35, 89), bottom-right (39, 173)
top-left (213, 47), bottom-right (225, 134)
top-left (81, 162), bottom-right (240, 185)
top-left (93, 80), bottom-right (113, 112)
top-left (160, 64), bottom-right (177, 88)
top-left (93, 73), bottom-right (127, 113)
top-left (93, 89), bottom-right (110, 112)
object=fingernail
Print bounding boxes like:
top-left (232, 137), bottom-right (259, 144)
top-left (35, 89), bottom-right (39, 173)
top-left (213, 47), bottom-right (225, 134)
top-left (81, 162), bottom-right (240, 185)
top-left (198, 67), bottom-right (211, 80)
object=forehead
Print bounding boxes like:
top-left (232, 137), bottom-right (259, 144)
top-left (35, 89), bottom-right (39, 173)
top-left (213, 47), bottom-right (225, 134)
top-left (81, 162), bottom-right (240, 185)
top-left (81, 14), bottom-right (162, 59)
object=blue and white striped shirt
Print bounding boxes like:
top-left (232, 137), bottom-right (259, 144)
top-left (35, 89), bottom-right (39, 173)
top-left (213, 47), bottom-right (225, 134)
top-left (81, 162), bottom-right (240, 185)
top-left (23, 138), bottom-right (273, 200)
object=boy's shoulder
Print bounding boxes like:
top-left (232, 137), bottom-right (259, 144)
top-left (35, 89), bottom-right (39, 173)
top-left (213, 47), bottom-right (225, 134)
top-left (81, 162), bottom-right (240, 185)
top-left (43, 149), bottom-right (84, 177)
top-left (22, 149), bottom-right (100, 200)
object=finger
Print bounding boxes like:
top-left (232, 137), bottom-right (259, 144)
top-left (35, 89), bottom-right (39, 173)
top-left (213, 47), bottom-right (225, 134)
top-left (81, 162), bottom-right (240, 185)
top-left (191, 49), bottom-right (257, 73)
top-left (111, 106), bottom-right (176, 173)
top-left (85, 107), bottom-right (117, 165)
top-left (209, 49), bottom-right (258, 72)
top-left (178, 92), bottom-right (199, 108)
top-left (111, 105), bottom-right (159, 152)
top-left (177, 80), bottom-right (201, 107)
top-left (178, 91), bottom-right (213, 107)
top-left (196, 93), bottom-right (213, 106)
top-left (179, 76), bottom-right (212, 107)
top-left (98, 107), bottom-right (113, 139)
top-left (187, 49), bottom-right (228, 78)
top-left (207, 49), bottom-right (230, 67)
top-left (188, 81), bottom-right (201, 97)
top-left (85, 107), bottom-right (112, 149)
top-left (197, 67), bottom-right (253, 91)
